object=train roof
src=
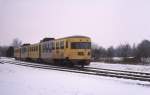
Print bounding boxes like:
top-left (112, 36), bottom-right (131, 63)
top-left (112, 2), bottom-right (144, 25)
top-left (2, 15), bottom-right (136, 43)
top-left (40, 38), bottom-right (55, 43)
top-left (57, 35), bottom-right (90, 40)
top-left (21, 43), bottom-right (30, 46)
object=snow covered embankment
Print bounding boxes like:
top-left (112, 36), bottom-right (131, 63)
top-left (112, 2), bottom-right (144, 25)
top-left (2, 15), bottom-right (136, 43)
top-left (0, 61), bottom-right (150, 95)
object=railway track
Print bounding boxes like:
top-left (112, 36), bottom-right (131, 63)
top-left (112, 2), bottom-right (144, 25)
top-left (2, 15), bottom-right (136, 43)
top-left (1, 58), bottom-right (150, 82)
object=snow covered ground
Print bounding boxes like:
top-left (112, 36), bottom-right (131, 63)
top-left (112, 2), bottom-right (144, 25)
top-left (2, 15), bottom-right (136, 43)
top-left (0, 58), bottom-right (150, 95)
top-left (89, 62), bottom-right (150, 73)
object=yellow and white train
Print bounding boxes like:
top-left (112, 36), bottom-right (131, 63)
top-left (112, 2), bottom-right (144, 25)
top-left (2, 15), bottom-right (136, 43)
top-left (14, 36), bottom-right (91, 67)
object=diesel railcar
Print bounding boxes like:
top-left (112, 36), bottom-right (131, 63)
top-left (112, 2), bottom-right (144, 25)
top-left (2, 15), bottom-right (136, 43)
top-left (14, 36), bottom-right (91, 67)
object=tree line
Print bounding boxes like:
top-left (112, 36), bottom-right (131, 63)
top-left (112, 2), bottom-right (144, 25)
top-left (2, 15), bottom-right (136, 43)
top-left (92, 39), bottom-right (150, 63)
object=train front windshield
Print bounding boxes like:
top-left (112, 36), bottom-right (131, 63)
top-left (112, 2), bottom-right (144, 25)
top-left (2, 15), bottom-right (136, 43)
top-left (71, 42), bottom-right (91, 49)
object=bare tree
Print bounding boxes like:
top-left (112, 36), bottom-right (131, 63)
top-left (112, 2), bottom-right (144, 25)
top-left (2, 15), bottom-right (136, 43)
top-left (107, 46), bottom-right (115, 58)
top-left (115, 44), bottom-right (132, 57)
top-left (12, 38), bottom-right (22, 48)
top-left (136, 40), bottom-right (150, 58)
top-left (91, 43), bottom-right (107, 60)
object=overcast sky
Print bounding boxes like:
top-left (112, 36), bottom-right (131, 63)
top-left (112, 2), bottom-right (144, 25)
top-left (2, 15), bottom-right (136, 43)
top-left (0, 0), bottom-right (150, 48)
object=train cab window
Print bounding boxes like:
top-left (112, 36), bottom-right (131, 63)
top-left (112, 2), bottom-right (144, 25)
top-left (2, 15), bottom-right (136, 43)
top-left (71, 42), bottom-right (91, 49)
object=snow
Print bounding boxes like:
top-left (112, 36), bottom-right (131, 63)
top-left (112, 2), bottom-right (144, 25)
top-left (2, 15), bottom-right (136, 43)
top-left (0, 58), bottom-right (150, 95)
top-left (89, 62), bottom-right (150, 73)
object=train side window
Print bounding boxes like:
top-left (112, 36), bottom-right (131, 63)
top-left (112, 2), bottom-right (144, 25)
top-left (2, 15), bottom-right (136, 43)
top-left (56, 42), bottom-right (59, 49)
top-left (49, 42), bottom-right (53, 51)
top-left (52, 42), bottom-right (54, 50)
top-left (44, 44), bottom-right (47, 53)
top-left (46, 43), bottom-right (49, 53)
top-left (35, 46), bottom-right (37, 51)
top-left (42, 44), bottom-right (45, 53)
top-left (44, 44), bottom-right (45, 52)
top-left (52, 42), bottom-right (55, 50)
top-left (36, 46), bottom-right (38, 51)
top-left (48, 43), bottom-right (50, 52)
top-left (36, 46), bottom-right (37, 51)
top-left (33, 47), bottom-right (34, 52)
top-left (34, 47), bottom-right (35, 51)
top-left (58, 42), bottom-right (60, 49)
top-left (33, 47), bottom-right (35, 52)
top-left (60, 41), bottom-right (64, 49)
top-left (66, 41), bottom-right (68, 48)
